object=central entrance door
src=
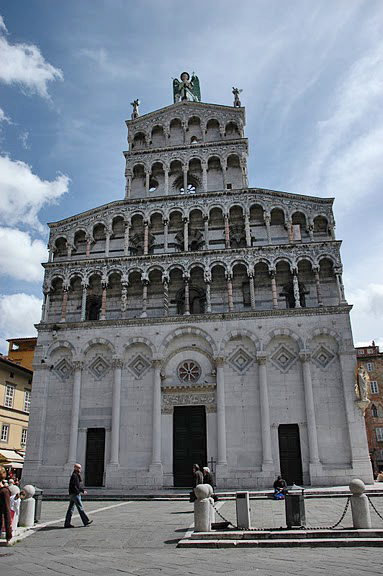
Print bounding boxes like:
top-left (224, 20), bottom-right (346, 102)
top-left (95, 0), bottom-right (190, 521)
top-left (278, 423), bottom-right (303, 485)
top-left (85, 428), bottom-right (105, 487)
top-left (173, 405), bottom-right (207, 487)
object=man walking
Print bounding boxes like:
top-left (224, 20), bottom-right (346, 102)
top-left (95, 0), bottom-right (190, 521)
top-left (64, 463), bottom-right (93, 528)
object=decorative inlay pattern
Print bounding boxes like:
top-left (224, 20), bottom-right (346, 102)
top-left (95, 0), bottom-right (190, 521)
top-left (128, 354), bottom-right (151, 379)
top-left (162, 392), bottom-right (216, 414)
top-left (271, 346), bottom-right (297, 373)
top-left (54, 358), bottom-right (73, 381)
top-left (178, 360), bottom-right (201, 384)
top-left (228, 347), bottom-right (253, 374)
top-left (312, 346), bottom-right (335, 369)
top-left (88, 356), bottom-right (111, 380)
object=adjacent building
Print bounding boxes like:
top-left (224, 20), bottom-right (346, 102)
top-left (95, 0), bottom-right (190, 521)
top-left (356, 342), bottom-right (383, 474)
top-left (7, 337), bottom-right (37, 371)
top-left (0, 356), bottom-right (32, 474)
top-left (23, 74), bottom-right (373, 490)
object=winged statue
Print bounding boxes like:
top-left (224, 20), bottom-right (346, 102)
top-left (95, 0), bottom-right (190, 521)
top-left (173, 72), bottom-right (201, 103)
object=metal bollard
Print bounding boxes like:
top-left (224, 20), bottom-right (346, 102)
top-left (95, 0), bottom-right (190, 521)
top-left (349, 479), bottom-right (372, 529)
top-left (33, 487), bottom-right (43, 523)
top-left (285, 484), bottom-right (306, 528)
top-left (236, 491), bottom-right (251, 529)
top-left (194, 484), bottom-right (213, 532)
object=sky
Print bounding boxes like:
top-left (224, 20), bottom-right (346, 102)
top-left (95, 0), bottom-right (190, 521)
top-left (0, 0), bottom-right (383, 354)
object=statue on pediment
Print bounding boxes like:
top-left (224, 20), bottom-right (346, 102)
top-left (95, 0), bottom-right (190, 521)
top-left (173, 72), bottom-right (201, 103)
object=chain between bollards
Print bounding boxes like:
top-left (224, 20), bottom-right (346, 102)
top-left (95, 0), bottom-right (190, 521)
top-left (367, 496), bottom-right (383, 522)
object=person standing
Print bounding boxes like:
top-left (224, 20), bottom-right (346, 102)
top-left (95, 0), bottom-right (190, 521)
top-left (202, 467), bottom-right (214, 486)
top-left (64, 463), bottom-right (93, 528)
top-left (0, 466), bottom-right (12, 544)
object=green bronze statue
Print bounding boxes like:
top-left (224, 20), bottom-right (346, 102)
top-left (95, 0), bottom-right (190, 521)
top-left (173, 72), bottom-right (201, 103)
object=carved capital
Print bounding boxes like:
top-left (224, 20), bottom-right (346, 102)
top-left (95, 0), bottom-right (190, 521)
top-left (73, 360), bottom-right (83, 371)
top-left (256, 352), bottom-right (268, 365)
top-left (214, 356), bottom-right (225, 367)
top-left (299, 350), bottom-right (311, 362)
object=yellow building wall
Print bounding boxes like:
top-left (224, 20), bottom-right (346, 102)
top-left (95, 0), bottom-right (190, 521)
top-left (7, 338), bottom-right (37, 372)
top-left (0, 360), bottom-right (32, 452)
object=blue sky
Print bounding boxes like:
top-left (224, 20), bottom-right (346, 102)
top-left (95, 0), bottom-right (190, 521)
top-left (1, 0), bottom-right (383, 353)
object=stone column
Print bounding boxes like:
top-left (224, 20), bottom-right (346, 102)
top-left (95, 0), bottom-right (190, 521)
top-left (143, 221), bottom-right (149, 255)
top-left (240, 157), bottom-right (248, 188)
top-left (125, 171), bottom-right (132, 199)
top-left (292, 270), bottom-right (301, 308)
top-left (264, 212), bottom-right (271, 244)
top-left (244, 213), bottom-right (251, 247)
top-left (48, 245), bottom-right (54, 263)
top-left (308, 221), bottom-right (314, 242)
top-left (330, 220), bottom-right (336, 240)
top-left (226, 272), bottom-right (234, 312)
top-left (86, 236), bottom-right (92, 259)
top-left (300, 351), bottom-right (321, 465)
top-left (80, 282), bottom-right (88, 321)
top-left (100, 281), bottom-right (107, 320)
top-left (110, 358), bottom-right (123, 466)
top-left (256, 353), bottom-right (273, 470)
top-left (202, 161), bottom-right (208, 193)
top-left (42, 290), bottom-right (50, 323)
top-left (145, 169), bottom-right (150, 196)
top-left (270, 271), bottom-right (278, 309)
top-left (224, 214), bottom-right (230, 249)
top-left (67, 243), bottom-right (73, 258)
top-left (248, 271), bottom-right (256, 310)
top-left (287, 218), bottom-right (294, 243)
top-left (67, 360), bottom-right (83, 465)
top-left (163, 275), bottom-right (169, 316)
top-left (183, 165), bottom-right (188, 194)
top-left (222, 158), bottom-right (227, 190)
top-left (163, 219), bottom-right (169, 252)
top-left (184, 277), bottom-right (190, 315)
top-left (205, 282), bottom-right (211, 313)
top-left (313, 267), bottom-right (323, 306)
top-left (121, 280), bottom-right (128, 314)
top-left (183, 217), bottom-right (189, 252)
top-left (105, 228), bottom-right (111, 257)
top-left (215, 357), bottom-right (227, 466)
top-left (164, 166), bottom-right (169, 196)
top-left (335, 269), bottom-right (347, 304)
top-left (141, 279), bottom-right (148, 317)
top-left (60, 286), bottom-right (69, 323)
top-left (151, 359), bottom-right (162, 469)
top-left (204, 216), bottom-right (209, 249)
top-left (124, 222), bottom-right (130, 256)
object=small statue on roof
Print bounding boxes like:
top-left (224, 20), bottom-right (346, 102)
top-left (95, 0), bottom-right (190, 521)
top-left (232, 87), bottom-right (243, 107)
top-left (130, 99), bottom-right (140, 119)
top-left (173, 72), bottom-right (201, 103)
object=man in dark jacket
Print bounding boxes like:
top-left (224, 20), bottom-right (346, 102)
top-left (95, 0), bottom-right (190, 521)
top-left (64, 463), bottom-right (93, 528)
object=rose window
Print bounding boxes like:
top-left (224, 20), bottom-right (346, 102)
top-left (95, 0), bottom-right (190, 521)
top-left (178, 360), bottom-right (201, 383)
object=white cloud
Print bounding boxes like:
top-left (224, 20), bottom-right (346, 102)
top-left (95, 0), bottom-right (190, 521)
top-left (0, 15), bottom-right (63, 98)
top-left (0, 155), bottom-right (69, 233)
top-left (18, 130), bottom-right (30, 149)
top-left (0, 293), bottom-right (41, 354)
top-left (0, 15), bottom-right (7, 33)
top-left (0, 106), bottom-right (10, 124)
top-left (0, 228), bottom-right (47, 282)
top-left (293, 41), bottom-right (383, 206)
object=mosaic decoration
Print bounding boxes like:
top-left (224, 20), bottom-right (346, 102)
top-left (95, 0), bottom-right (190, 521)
top-left (271, 346), bottom-right (297, 373)
top-left (228, 347), bottom-right (253, 374)
top-left (312, 346), bottom-right (335, 370)
top-left (89, 355), bottom-right (111, 380)
top-left (54, 358), bottom-right (73, 381)
top-left (128, 354), bottom-right (151, 379)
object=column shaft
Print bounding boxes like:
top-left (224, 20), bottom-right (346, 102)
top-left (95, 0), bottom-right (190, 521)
top-left (258, 357), bottom-right (273, 466)
top-left (293, 273), bottom-right (301, 308)
top-left (67, 363), bottom-right (82, 464)
top-left (81, 286), bottom-right (87, 321)
top-left (301, 354), bottom-right (320, 463)
top-left (61, 289), bottom-right (68, 322)
top-left (183, 168), bottom-right (188, 194)
top-left (124, 224), bottom-right (130, 256)
top-left (183, 219), bottom-right (189, 252)
top-left (145, 171), bottom-right (150, 196)
top-left (105, 231), bottom-right (110, 257)
top-left (151, 361), bottom-right (162, 466)
top-left (110, 361), bottom-right (122, 465)
top-left (245, 215), bottom-right (251, 247)
top-left (205, 282), bottom-right (211, 313)
top-left (141, 282), bottom-right (148, 317)
top-left (224, 215), bottom-right (230, 248)
top-left (143, 222), bottom-right (149, 255)
top-left (184, 280), bottom-right (190, 315)
top-left (270, 273), bottom-right (278, 309)
top-left (216, 359), bottom-right (227, 465)
top-left (227, 277), bottom-right (234, 312)
top-left (204, 218), bottom-right (209, 249)
top-left (164, 168), bottom-right (169, 196)
top-left (86, 239), bottom-right (91, 259)
top-left (202, 163), bottom-right (208, 193)
top-left (249, 275), bottom-right (256, 310)
top-left (314, 270), bottom-right (323, 306)
top-left (163, 279), bottom-right (169, 316)
top-left (100, 285), bottom-right (107, 320)
top-left (163, 220), bottom-right (168, 252)
top-left (265, 215), bottom-right (271, 244)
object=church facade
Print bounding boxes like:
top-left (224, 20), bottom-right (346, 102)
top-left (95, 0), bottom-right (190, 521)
top-left (23, 74), bottom-right (373, 490)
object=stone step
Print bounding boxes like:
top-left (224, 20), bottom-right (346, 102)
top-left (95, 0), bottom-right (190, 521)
top-left (178, 537), bottom-right (383, 548)
top-left (190, 528), bottom-right (383, 540)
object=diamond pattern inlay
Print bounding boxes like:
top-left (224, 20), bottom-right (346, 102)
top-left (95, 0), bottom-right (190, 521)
top-left (89, 356), bottom-right (110, 380)
top-left (128, 354), bottom-right (151, 379)
top-left (312, 346), bottom-right (335, 369)
top-left (54, 358), bottom-right (73, 381)
top-left (271, 346), bottom-right (297, 373)
top-left (228, 348), bottom-right (253, 374)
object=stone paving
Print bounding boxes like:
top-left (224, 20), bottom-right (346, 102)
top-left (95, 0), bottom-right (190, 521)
top-left (1, 496), bottom-right (383, 575)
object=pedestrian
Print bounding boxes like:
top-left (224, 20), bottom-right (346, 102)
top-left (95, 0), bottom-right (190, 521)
top-left (64, 463), bottom-right (93, 528)
top-left (202, 467), bottom-right (214, 486)
top-left (273, 474), bottom-right (287, 499)
top-left (0, 465), bottom-right (12, 545)
top-left (189, 464), bottom-right (204, 502)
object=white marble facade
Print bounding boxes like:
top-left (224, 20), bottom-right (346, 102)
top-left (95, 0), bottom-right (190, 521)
top-left (23, 85), bottom-right (373, 490)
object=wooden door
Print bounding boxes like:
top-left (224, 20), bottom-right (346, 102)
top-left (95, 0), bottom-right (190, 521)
top-left (85, 428), bottom-right (105, 487)
top-left (278, 423), bottom-right (303, 485)
top-left (173, 405), bottom-right (207, 487)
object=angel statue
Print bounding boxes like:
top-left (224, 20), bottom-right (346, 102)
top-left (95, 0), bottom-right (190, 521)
top-left (173, 72), bottom-right (201, 103)
top-left (232, 87), bottom-right (243, 107)
top-left (130, 99), bottom-right (140, 119)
